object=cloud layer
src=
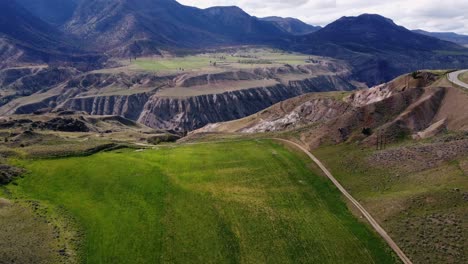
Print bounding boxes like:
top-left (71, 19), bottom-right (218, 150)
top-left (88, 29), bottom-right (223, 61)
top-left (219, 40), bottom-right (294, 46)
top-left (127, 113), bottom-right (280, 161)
top-left (177, 0), bottom-right (468, 35)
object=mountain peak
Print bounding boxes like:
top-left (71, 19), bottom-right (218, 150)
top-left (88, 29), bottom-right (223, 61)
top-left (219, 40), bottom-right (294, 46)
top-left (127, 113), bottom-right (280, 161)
top-left (334, 13), bottom-right (397, 28)
top-left (261, 16), bottom-right (321, 35)
top-left (310, 13), bottom-right (463, 52)
top-left (203, 6), bottom-right (250, 18)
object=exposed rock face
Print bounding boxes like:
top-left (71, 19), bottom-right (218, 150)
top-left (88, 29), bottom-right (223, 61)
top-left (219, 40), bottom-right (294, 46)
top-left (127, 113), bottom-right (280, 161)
top-left (1, 56), bottom-right (357, 132)
top-left (194, 71), bottom-right (468, 148)
top-left (1, 60), bottom-right (356, 132)
top-left (175, 71), bottom-right (261, 87)
top-left (53, 73), bottom-right (355, 132)
top-left (19, 74), bottom-right (354, 131)
top-left (0, 67), bottom-right (80, 107)
top-left (241, 98), bottom-right (350, 133)
top-left (138, 75), bottom-right (354, 131)
top-left (345, 71), bottom-right (440, 107)
top-left (63, 93), bottom-right (152, 121)
top-left (64, 72), bottom-right (170, 90)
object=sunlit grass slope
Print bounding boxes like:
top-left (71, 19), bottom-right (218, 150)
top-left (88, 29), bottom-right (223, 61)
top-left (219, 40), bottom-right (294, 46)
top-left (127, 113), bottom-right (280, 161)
top-left (9, 140), bottom-right (396, 264)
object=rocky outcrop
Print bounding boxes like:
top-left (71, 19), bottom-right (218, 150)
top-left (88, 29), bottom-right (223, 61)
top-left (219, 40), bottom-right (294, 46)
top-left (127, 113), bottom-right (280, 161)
top-left (138, 75), bottom-right (354, 131)
top-left (62, 93), bottom-right (151, 121)
top-left (3, 60), bottom-right (356, 132)
top-left (14, 95), bottom-right (60, 115)
top-left (65, 72), bottom-right (171, 90)
top-left (0, 67), bottom-right (80, 107)
top-left (241, 98), bottom-right (350, 133)
top-left (0, 165), bottom-right (24, 185)
top-left (176, 71), bottom-right (261, 87)
top-left (32, 117), bottom-right (90, 132)
top-left (193, 71), bottom-right (467, 148)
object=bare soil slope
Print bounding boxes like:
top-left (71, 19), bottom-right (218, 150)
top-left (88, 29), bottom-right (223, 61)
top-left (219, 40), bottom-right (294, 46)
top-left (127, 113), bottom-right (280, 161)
top-left (194, 71), bottom-right (468, 148)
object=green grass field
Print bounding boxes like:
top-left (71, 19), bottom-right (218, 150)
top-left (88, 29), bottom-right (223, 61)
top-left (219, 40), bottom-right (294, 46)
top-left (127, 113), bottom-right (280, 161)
top-left (133, 49), bottom-right (312, 73)
top-left (6, 140), bottom-right (396, 263)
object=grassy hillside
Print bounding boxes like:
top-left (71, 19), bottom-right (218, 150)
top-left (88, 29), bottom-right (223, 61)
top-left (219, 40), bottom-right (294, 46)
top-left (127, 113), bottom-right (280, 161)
top-left (460, 71), bottom-right (468, 83)
top-left (132, 49), bottom-right (312, 73)
top-left (314, 140), bottom-right (467, 264)
top-left (5, 140), bottom-right (396, 263)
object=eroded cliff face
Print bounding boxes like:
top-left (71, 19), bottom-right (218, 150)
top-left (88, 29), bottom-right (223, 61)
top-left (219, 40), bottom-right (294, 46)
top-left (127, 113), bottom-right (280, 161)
top-left (2, 60), bottom-right (357, 131)
top-left (0, 66), bottom-right (80, 107)
top-left (240, 98), bottom-right (351, 133)
top-left (19, 73), bottom-right (355, 131)
top-left (62, 93), bottom-right (151, 121)
top-left (138, 75), bottom-right (355, 131)
top-left (193, 71), bottom-right (466, 148)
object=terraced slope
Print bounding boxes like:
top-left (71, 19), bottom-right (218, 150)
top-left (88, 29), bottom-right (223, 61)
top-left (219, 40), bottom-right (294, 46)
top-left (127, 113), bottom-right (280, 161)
top-left (0, 50), bottom-right (355, 132)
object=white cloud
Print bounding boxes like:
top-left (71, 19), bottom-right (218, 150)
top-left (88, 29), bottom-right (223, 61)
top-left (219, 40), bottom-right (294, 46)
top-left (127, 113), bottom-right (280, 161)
top-left (177, 0), bottom-right (468, 35)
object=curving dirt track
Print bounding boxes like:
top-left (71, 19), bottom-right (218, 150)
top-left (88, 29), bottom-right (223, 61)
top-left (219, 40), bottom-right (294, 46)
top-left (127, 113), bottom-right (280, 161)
top-left (273, 138), bottom-right (413, 264)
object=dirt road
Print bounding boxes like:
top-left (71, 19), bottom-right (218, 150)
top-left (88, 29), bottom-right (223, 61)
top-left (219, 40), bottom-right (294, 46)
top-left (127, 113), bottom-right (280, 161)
top-left (448, 70), bottom-right (468, 89)
top-left (273, 138), bottom-right (413, 264)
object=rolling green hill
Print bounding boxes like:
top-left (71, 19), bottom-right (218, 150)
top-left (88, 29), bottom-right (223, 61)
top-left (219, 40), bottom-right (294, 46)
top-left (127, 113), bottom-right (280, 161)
top-left (6, 140), bottom-right (397, 263)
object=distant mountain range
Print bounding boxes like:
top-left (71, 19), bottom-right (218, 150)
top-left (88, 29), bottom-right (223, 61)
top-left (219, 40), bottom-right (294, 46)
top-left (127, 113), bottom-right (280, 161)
top-left (260, 16), bottom-right (321, 35)
top-left (413, 29), bottom-right (468, 47)
top-left (0, 0), bottom-right (101, 69)
top-left (291, 14), bottom-right (468, 84)
top-left (1, 0), bottom-right (467, 84)
top-left (41, 0), bottom-right (287, 56)
top-left (16, 0), bottom-right (80, 26)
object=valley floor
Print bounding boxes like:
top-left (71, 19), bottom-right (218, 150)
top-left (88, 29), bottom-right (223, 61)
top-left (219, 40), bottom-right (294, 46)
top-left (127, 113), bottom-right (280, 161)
top-left (1, 140), bottom-right (397, 264)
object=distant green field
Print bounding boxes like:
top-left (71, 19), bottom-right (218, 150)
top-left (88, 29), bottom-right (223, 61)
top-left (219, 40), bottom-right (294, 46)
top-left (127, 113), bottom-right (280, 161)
top-left (135, 55), bottom-right (227, 71)
top-left (7, 140), bottom-right (396, 263)
top-left (133, 49), bottom-right (311, 72)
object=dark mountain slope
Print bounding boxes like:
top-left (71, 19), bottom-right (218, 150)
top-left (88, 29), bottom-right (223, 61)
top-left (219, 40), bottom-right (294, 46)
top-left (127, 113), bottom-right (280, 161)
top-left (202, 6), bottom-right (284, 41)
top-left (261, 16), bottom-right (321, 35)
top-left (15, 0), bottom-right (80, 26)
top-left (0, 0), bottom-right (102, 69)
top-left (64, 0), bottom-right (286, 56)
top-left (291, 14), bottom-right (468, 85)
top-left (413, 29), bottom-right (468, 47)
top-left (308, 14), bottom-right (462, 52)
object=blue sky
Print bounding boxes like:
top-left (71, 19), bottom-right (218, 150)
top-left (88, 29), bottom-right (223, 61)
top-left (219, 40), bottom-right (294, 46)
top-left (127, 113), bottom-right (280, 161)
top-left (178, 0), bottom-right (468, 35)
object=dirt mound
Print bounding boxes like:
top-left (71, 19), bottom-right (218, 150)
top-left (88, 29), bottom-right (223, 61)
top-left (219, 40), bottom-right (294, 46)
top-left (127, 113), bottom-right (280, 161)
top-left (0, 119), bottom-right (33, 129)
top-left (91, 116), bottom-right (140, 127)
top-left (9, 130), bottom-right (62, 147)
top-left (0, 164), bottom-right (24, 185)
top-left (32, 118), bottom-right (90, 132)
top-left (147, 133), bottom-right (181, 144)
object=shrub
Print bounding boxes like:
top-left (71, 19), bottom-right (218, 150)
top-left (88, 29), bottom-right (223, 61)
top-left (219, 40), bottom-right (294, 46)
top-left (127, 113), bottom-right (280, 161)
top-left (362, 127), bottom-right (372, 136)
top-left (147, 134), bottom-right (180, 145)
